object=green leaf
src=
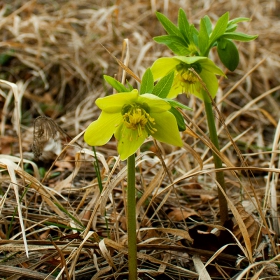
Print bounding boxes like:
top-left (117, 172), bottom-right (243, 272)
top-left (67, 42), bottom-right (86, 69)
top-left (228, 17), bottom-right (251, 25)
top-left (165, 98), bottom-right (192, 111)
top-left (126, 81), bottom-right (134, 91)
top-left (154, 35), bottom-right (188, 44)
top-left (178, 8), bottom-right (190, 44)
top-left (103, 75), bottom-right (130, 92)
top-left (222, 32), bottom-right (258, 42)
top-left (190, 24), bottom-right (199, 48)
top-left (209, 12), bottom-right (229, 46)
top-left (226, 24), bottom-right (237, 32)
top-left (169, 107), bottom-right (186, 131)
top-left (226, 17), bottom-right (251, 33)
top-left (198, 17), bottom-right (209, 55)
top-left (54, 202), bottom-right (84, 228)
top-left (203, 15), bottom-right (212, 35)
top-left (152, 71), bottom-right (174, 98)
top-left (217, 38), bottom-right (239, 71)
top-left (140, 68), bottom-right (154, 95)
top-left (156, 12), bottom-right (181, 36)
top-left (154, 35), bottom-right (190, 55)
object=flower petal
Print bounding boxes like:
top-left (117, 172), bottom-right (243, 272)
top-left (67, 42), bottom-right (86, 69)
top-left (174, 56), bottom-right (208, 65)
top-left (199, 70), bottom-right (219, 100)
top-left (151, 111), bottom-right (183, 147)
top-left (200, 59), bottom-right (225, 76)
top-left (137, 93), bottom-right (170, 112)
top-left (167, 69), bottom-right (219, 101)
top-left (150, 58), bottom-right (179, 80)
top-left (96, 89), bottom-right (139, 113)
top-left (84, 111), bottom-right (122, 146)
top-left (166, 84), bottom-right (184, 99)
top-left (115, 123), bottom-right (147, 160)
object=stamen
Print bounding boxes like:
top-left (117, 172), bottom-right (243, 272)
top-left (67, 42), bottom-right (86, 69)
top-left (181, 70), bottom-right (199, 84)
top-left (175, 62), bottom-right (202, 95)
top-left (122, 103), bottom-right (157, 137)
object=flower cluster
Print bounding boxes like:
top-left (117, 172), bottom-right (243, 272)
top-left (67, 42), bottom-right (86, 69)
top-left (84, 9), bottom-right (257, 160)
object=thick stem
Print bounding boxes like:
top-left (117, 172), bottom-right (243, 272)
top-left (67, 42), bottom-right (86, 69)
top-left (127, 154), bottom-right (137, 279)
top-left (204, 101), bottom-right (228, 224)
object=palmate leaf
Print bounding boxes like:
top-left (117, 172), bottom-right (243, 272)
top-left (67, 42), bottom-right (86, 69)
top-left (226, 17), bottom-right (251, 33)
top-left (226, 24), bottom-right (238, 32)
top-left (152, 71), bottom-right (174, 98)
top-left (178, 8), bottom-right (190, 44)
top-left (154, 35), bottom-right (190, 55)
top-left (222, 32), bottom-right (258, 42)
top-left (198, 17), bottom-right (210, 55)
top-left (169, 107), bottom-right (186, 131)
top-left (228, 17), bottom-right (251, 25)
top-left (190, 24), bottom-right (199, 47)
top-left (209, 12), bottom-right (229, 47)
top-left (217, 38), bottom-right (239, 71)
top-left (156, 12), bottom-right (181, 37)
top-left (140, 68), bottom-right (154, 95)
top-left (165, 98), bottom-right (192, 111)
top-left (203, 15), bottom-right (212, 35)
top-left (103, 75), bottom-right (130, 92)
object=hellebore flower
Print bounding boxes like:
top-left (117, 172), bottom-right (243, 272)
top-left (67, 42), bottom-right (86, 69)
top-left (84, 89), bottom-right (183, 160)
top-left (151, 56), bottom-right (224, 102)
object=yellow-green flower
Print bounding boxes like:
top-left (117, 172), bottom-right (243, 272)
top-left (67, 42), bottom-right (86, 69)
top-left (84, 89), bottom-right (183, 160)
top-left (151, 56), bottom-right (224, 102)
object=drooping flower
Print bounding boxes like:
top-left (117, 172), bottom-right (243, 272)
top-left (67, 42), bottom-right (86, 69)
top-left (151, 56), bottom-right (224, 102)
top-left (84, 89), bottom-right (183, 160)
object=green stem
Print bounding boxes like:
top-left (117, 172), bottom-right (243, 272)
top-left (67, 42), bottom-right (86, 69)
top-left (204, 101), bottom-right (228, 225)
top-left (127, 154), bottom-right (137, 279)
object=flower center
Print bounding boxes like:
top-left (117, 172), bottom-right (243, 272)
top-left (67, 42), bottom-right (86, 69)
top-left (121, 103), bottom-right (157, 136)
top-left (175, 62), bottom-right (202, 94)
top-left (181, 70), bottom-right (199, 84)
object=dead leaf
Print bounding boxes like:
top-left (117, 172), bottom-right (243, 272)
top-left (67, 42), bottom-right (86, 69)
top-left (39, 229), bottom-right (51, 240)
top-left (233, 203), bottom-right (262, 250)
top-left (110, 212), bottom-right (127, 231)
top-left (81, 210), bottom-right (92, 223)
top-left (0, 135), bottom-right (18, 154)
top-left (183, 127), bottom-right (199, 138)
top-left (168, 208), bottom-right (199, 221)
top-left (54, 155), bottom-right (74, 171)
top-left (0, 230), bottom-right (6, 239)
top-left (200, 194), bottom-right (216, 203)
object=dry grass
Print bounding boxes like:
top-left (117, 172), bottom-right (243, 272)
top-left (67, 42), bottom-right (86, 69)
top-left (0, 0), bottom-right (280, 279)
